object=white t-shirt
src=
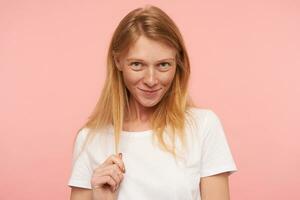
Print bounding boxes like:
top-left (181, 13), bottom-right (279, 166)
top-left (67, 108), bottom-right (238, 200)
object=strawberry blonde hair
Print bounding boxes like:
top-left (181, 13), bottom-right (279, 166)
top-left (76, 5), bottom-right (197, 160)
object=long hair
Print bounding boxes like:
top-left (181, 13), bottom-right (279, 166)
top-left (76, 5), bottom-right (197, 160)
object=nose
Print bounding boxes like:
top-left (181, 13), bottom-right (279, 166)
top-left (143, 67), bottom-right (158, 87)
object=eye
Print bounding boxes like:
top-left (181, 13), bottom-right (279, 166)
top-left (159, 62), bottom-right (171, 67)
top-left (158, 62), bottom-right (171, 70)
top-left (129, 62), bottom-right (143, 70)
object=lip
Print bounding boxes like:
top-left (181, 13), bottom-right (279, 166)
top-left (139, 88), bottom-right (161, 93)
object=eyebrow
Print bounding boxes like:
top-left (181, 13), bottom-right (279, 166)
top-left (126, 58), bottom-right (175, 62)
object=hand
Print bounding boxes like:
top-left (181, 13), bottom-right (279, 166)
top-left (91, 153), bottom-right (126, 200)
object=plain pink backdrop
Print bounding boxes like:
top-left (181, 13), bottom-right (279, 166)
top-left (1, 0), bottom-right (299, 199)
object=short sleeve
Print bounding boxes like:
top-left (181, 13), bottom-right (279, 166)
top-left (200, 110), bottom-right (238, 177)
top-left (67, 128), bottom-right (93, 189)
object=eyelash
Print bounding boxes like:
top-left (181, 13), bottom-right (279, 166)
top-left (130, 62), bottom-right (171, 68)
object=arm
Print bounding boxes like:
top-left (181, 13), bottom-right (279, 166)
top-left (199, 172), bottom-right (231, 200)
top-left (70, 186), bottom-right (92, 200)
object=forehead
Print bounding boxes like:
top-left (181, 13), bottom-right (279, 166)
top-left (124, 36), bottom-right (176, 60)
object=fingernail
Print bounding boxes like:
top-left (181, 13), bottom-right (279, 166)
top-left (123, 167), bottom-right (126, 173)
top-left (118, 152), bottom-right (122, 159)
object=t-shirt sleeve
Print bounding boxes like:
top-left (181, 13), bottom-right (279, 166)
top-left (67, 128), bottom-right (93, 189)
top-left (199, 110), bottom-right (238, 178)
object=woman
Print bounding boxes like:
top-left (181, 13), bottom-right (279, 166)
top-left (68, 5), bottom-right (237, 200)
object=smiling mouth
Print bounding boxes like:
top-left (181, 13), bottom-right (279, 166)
top-left (139, 88), bottom-right (162, 93)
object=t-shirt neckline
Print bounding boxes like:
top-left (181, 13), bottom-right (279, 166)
top-left (108, 124), bottom-right (153, 137)
top-left (121, 129), bottom-right (153, 137)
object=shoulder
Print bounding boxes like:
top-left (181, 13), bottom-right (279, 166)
top-left (77, 126), bottom-right (114, 148)
top-left (75, 126), bottom-right (112, 143)
top-left (185, 107), bottom-right (223, 135)
top-left (76, 127), bottom-right (90, 141)
top-left (186, 106), bottom-right (217, 124)
top-left (73, 127), bottom-right (106, 151)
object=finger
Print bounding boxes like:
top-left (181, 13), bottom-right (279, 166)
top-left (94, 164), bottom-right (124, 185)
top-left (91, 175), bottom-right (117, 190)
top-left (103, 154), bottom-right (126, 173)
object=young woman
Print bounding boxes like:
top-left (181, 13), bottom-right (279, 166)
top-left (68, 5), bottom-right (237, 200)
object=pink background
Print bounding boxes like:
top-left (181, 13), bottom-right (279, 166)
top-left (1, 0), bottom-right (299, 199)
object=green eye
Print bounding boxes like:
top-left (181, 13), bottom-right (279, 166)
top-left (158, 62), bottom-right (172, 71)
top-left (131, 62), bottom-right (141, 66)
top-left (159, 62), bottom-right (171, 67)
top-left (130, 62), bottom-right (143, 70)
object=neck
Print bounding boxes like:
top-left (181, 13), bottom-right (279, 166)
top-left (125, 96), bottom-right (155, 123)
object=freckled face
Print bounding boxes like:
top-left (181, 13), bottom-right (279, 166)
top-left (115, 35), bottom-right (177, 108)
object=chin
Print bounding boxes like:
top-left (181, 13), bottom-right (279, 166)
top-left (140, 101), bottom-right (159, 108)
top-left (138, 97), bottom-right (161, 108)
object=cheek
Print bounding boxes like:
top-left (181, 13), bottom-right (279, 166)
top-left (122, 71), bottom-right (140, 88)
top-left (160, 71), bottom-right (176, 86)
